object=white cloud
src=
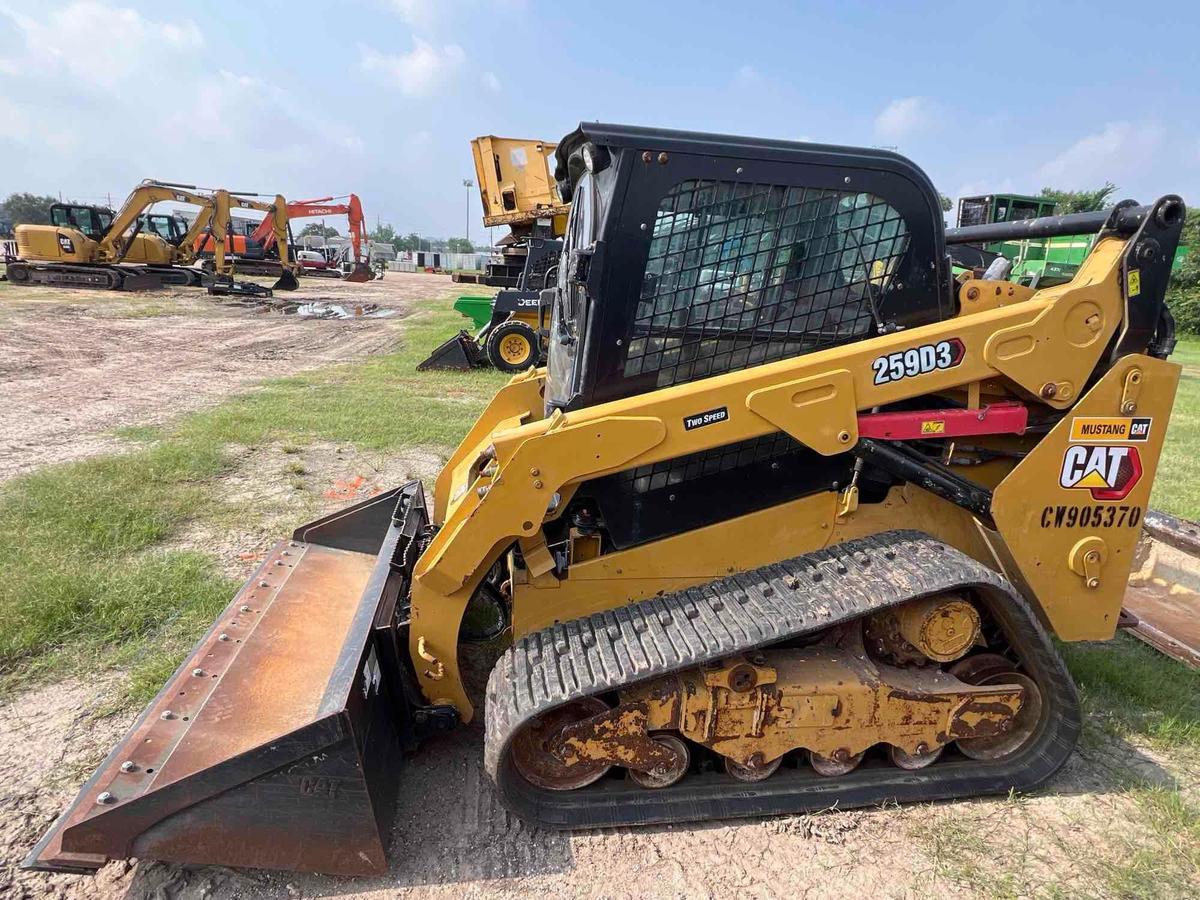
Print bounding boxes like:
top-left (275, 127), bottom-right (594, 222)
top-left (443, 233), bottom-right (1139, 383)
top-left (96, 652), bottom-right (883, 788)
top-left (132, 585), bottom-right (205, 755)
top-left (736, 64), bottom-right (760, 83)
top-left (482, 71), bottom-right (502, 94)
top-left (874, 97), bottom-right (938, 142)
top-left (359, 39), bottom-right (465, 97)
top-left (0, 96), bottom-right (77, 152)
top-left (2, 1), bottom-right (202, 90)
top-left (1036, 122), bottom-right (1165, 187)
top-left (388, 0), bottom-right (438, 30)
top-left (0, 2), bottom-right (360, 205)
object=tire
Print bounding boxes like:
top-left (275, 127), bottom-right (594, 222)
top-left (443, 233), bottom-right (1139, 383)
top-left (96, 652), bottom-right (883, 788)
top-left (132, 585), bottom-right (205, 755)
top-left (485, 320), bottom-right (539, 373)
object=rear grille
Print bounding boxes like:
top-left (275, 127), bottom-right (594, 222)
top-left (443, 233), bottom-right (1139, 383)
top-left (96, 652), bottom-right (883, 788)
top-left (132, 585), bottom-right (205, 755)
top-left (621, 432), bottom-right (802, 494)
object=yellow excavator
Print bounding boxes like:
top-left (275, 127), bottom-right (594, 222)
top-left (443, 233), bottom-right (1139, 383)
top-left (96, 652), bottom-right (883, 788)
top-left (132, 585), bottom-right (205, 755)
top-left (26, 124), bottom-right (1186, 877)
top-left (209, 193), bottom-right (301, 293)
top-left (9, 183), bottom-right (299, 293)
top-left (9, 181), bottom-right (232, 290)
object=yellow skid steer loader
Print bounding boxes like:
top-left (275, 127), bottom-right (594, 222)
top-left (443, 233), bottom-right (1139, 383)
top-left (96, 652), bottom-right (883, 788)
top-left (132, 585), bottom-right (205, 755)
top-left (27, 124), bottom-right (1186, 876)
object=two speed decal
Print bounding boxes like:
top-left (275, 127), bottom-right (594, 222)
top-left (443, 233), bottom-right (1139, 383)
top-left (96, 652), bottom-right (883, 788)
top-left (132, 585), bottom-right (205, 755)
top-left (683, 406), bottom-right (728, 430)
top-left (871, 338), bottom-right (964, 385)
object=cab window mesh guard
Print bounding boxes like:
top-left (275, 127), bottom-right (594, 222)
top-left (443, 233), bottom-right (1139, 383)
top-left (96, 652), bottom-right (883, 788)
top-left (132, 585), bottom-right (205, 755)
top-left (625, 179), bottom-right (910, 387)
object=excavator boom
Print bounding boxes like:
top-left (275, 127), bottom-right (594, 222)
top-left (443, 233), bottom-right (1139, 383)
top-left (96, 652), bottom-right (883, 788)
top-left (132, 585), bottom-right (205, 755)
top-left (252, 193), bottom-right (373, 281)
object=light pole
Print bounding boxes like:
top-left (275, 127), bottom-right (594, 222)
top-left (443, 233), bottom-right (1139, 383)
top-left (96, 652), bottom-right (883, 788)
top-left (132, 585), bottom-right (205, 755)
top-left (463, 179), bottom-right (474, 250)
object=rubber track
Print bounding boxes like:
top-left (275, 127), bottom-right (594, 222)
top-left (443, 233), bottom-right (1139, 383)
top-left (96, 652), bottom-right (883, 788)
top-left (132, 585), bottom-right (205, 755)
top-left (485, 530), bottom-right (1080, 829)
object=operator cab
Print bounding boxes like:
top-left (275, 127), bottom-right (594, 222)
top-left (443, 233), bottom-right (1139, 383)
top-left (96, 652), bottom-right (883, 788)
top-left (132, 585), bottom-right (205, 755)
top-left (50, 204), bottom-right (114, 241)
top-left (546, 123), bottom-right (951, 413)
top-left (544, 123), bottom-right (952, 550)
top-left (139, 213), bottom-right (190, 245)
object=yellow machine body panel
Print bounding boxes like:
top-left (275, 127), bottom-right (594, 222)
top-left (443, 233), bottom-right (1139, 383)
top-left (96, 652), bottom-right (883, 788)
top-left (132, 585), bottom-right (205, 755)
top-left (471, 135), bottom-right (570, 230)
top-left (405, 201), bottom-right (1178, 721)
top-left (14, 225), bottom-right (98, 263)
top-left (990, 354), bottom-right (1180, 639)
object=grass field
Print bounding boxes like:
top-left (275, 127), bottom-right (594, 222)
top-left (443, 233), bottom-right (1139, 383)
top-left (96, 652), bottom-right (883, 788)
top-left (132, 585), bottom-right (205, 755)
top-left (0, 295), bottom-right (503, 700)
top-left (1150, 336), bottom-right (1200, 519)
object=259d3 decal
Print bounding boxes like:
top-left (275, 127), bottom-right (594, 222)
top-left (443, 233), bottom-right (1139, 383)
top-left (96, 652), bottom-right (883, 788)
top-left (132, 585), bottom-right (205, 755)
top-left (871, 338), bottom-right (964, 385)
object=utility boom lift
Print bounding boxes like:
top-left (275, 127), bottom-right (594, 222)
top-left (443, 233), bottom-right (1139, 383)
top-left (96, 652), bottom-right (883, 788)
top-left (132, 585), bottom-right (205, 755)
top-left (27, 124), bottom-right (1186, 878)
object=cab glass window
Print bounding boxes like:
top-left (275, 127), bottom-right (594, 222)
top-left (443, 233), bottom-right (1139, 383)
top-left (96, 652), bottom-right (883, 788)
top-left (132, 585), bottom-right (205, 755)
top-left (624, 179), bottom-right (910, 387)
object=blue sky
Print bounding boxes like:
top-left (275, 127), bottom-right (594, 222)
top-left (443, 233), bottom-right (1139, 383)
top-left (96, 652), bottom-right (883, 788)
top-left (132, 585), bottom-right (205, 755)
top-left (1, 0), bottom-right (1197, 238)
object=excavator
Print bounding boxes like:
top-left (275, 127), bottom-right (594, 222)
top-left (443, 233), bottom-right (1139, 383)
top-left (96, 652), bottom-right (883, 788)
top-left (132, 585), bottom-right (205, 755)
top-left (26, 124), bottom-right (1186, 877)
top-left (420, 136), bottom-right (569, 372)
top-left (8, 181), bottom-right (234, 290)
top-left (252, 193), bottom-right (375, 282)
top-left (194, 193), bottom-right (301, 292)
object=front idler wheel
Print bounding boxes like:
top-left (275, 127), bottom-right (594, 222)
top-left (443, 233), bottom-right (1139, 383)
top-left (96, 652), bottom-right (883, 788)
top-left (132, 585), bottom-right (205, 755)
top-left (627, 733), bottom-right (691, 789)
top-left (511, 697), bottom-right (612, 791)
top-left (956, 672), bottom-right (1043, 760)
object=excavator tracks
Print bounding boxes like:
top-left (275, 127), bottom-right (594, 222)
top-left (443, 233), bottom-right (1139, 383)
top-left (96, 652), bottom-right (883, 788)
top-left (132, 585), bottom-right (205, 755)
top-left (485, 531), bottom-right (1080, 829)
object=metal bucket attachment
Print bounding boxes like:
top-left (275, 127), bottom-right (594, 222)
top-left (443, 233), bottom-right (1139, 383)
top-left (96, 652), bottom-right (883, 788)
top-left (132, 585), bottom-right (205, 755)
top-left (26, 483), bottom-right (430, 876)
top-left (119, 271), bottom-right (164, 292)
top-left (206, 276), bottom-right (274, 299)
top-left (416, 330), bottom-right (482, 371)
top-left (273, 268), bottom-right (301, 292)
top-left (344, 263), bottom-right (373, 283)
top-left (1123, 509), bottom-right (1200, 668)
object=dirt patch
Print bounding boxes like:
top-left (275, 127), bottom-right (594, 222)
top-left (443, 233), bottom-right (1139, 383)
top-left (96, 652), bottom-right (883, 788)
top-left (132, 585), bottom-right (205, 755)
top-left (168, 440), bottom-right (446, 578)
top-left (0, 273), bottom-right (459, 483)
top-left (0, 677), bottom-right (138, 900)
top-left (9, 689), bottom-right (1194, 900)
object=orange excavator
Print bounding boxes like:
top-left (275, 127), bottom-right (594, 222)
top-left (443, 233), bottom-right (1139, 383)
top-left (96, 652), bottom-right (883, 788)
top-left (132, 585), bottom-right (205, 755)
top-left (253, 194), bottom-right (374, 283)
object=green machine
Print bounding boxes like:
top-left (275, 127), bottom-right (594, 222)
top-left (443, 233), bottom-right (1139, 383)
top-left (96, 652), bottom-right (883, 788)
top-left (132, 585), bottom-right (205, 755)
top-left (954, 193), bottom-right (1188, 285)
top-left (452, 295), bottom-right (495, 331)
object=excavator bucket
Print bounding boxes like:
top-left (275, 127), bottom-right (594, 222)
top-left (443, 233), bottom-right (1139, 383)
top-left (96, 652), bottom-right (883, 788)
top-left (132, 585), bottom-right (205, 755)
top-left (25, 484), bottom-right (430, 877)
top-left (273, 268), bottom-right (301, 292)
top-left (344, 262), bottom-right (373, 283)
top-left (416, 329), bottom-right (483, 371)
